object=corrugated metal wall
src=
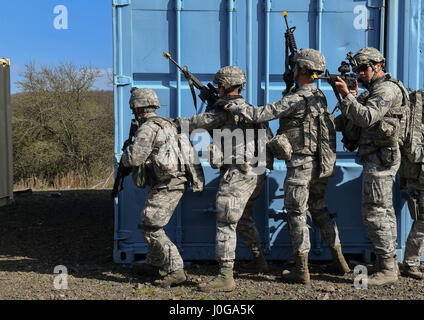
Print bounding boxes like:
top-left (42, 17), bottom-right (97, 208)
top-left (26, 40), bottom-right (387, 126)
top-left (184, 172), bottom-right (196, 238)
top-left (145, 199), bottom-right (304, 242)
top-left (112, 0), bottom-right (424, 263)
top-left (0, 58), bottom-right (13, 207)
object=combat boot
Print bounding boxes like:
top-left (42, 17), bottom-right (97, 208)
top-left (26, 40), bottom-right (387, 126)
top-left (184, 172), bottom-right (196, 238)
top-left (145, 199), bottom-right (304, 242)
top-left (400, 264), bottom-right (424, 280)
top-left (198, 267), bottom-right (236, 292)
top-left (324, 245), bottom-right (351, 275)
top-left (367, 260), bottom-right (380, 275)
top-left (153, 269), bottom-right (186, 288)
top-left (281, 253), bottom-right (310, 285)
top-left (367, 257), bottom-right (398, 286)
top-left (238, 250), bottom-right (269, 274)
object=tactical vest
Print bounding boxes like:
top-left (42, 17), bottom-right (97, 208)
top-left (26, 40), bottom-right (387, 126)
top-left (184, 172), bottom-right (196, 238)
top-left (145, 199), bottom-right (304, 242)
top-left (133, 116), bottom-right (205, 192)
top-left (358, 75), bottom-right (410, 148)
top-left (212, 96), bottom-right (274, 172)
top-left (278, 88), bottom-right (337, 178)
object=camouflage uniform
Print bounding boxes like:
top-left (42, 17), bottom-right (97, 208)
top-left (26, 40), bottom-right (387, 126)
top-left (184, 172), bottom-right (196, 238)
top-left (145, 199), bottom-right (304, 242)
top-left (399, 122), bottom-right (424, 278)
top-left (228, 49), bottom-right (350, 283)
top-left (179, 66), bottom-right (273, 291)
top-left (339, 49), bottom-right (404, 260)
top-left (183, 95), bottom-right (273, 270)
top-left (228, 84), bottom-right (341, 256)
top-left (404, 181), bottom-right (424, 269)
top-left (122, 88), bottom-right (188, 278)
top-left (338, 47), bottom-right (408, 285)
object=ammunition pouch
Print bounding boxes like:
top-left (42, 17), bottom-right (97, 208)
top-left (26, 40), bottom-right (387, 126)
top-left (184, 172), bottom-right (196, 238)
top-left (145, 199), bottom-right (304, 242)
top-left (377, 146), bottom-right (397, 167)
top-left (266, 133), bottom-right (293, 161)
top-left (374, 118), bottom-right (399, 147)
top-left (132, 164), bottom-right (151, 189)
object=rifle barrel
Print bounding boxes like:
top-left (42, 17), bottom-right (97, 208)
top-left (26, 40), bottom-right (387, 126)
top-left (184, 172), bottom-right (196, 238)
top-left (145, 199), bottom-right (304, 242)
top-left (163, 52), bottom-right (185, 73)
top-left (283, 11), bottom-right (290, 29)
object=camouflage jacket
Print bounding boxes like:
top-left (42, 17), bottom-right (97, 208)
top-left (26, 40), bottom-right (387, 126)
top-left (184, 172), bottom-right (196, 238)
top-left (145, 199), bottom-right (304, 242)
top-left (339, 75), bottom-right (404, 154)
top-left (181, 95), bottom-right (274, 171)
top-left (227, 83), bottom-right (329, 167)
top-left (121, 113), bottom-right (187, 190)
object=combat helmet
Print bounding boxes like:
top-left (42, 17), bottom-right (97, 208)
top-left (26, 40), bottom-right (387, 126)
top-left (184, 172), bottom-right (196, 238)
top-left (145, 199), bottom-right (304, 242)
top-left (129, 87), bottom-right (160, 110)
top-left (351, 47), bottom-right (385, 72)
top-left (213, 66), bottom-right (247, 90)
top-left (295, 48), bottom-right (326, 73)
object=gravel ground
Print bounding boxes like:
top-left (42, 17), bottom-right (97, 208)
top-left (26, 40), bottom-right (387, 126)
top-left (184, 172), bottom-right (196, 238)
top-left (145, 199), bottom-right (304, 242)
top-left (0, 190), bottom-right (423, 301)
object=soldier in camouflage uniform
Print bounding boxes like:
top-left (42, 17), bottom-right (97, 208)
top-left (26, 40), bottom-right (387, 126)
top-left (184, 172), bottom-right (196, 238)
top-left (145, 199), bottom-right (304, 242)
top-left (398, 93), bottom-right (424, 280)
top-left (177, 66), bottom-right (274, 292)
top-left (121, 88), bottom-right (191, 288)
top-left (226, 49), bottom-right (350, 285)
top-left (334, 47), bottom-right (409, 286)
top-left (400, 176), bottom-right (424, 280)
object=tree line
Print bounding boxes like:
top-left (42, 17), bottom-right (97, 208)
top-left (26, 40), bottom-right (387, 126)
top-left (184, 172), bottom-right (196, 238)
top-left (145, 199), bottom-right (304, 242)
top-left (11, 62), bottom-right (114, 189)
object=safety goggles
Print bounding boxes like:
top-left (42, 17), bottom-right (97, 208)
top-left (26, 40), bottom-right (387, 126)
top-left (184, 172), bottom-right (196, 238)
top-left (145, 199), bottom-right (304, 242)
top-left (354, 64), bottom-right (370, 73)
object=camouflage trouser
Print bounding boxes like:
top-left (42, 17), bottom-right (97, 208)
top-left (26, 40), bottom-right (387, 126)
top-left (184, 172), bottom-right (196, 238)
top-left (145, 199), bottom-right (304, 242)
top-left (404, 181), bottom-right (424, 267)
top-left (141, 186), bottom-right (186, 274)
top-left (284, 160), bottom-right (341, 255)
top-left (215, 166), bottom-right (266, 269)
top-left (361, 154), bottom-right (400, 259)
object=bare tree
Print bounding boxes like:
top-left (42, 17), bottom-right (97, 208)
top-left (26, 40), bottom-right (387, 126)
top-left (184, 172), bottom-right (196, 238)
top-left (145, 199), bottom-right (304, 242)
top-left (12, 61), bottom-right (114, 187)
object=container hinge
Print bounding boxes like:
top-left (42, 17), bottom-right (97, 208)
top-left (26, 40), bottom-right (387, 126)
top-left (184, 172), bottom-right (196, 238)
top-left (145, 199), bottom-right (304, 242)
top-left (113, 0), bottom-right (131, 7)
top-left (114, 75), bottom-right (132, 86)
top-left (367, 0), bottom-right (383, 8)
top-left (115, 230), bottom-right (132, 240)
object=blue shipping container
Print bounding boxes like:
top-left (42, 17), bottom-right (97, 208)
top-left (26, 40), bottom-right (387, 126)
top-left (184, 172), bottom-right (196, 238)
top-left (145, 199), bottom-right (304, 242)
top-left (112, 0), bottom-right (424, 264)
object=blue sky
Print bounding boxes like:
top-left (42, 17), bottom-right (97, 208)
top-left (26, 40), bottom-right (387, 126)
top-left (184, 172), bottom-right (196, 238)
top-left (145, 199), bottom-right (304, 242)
top-left (0, 0), bottom-right (112, 93)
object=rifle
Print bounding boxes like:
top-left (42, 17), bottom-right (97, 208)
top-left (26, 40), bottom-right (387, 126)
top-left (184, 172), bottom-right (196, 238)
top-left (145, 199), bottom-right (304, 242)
top-left (282, 11), bottom-right (298, 95)
top-left (111, 119), bottom-right (139, 198)
top-left (163, 52), bottom-right (219, 112)
top-left (317, 56), bottom-right (358, 113)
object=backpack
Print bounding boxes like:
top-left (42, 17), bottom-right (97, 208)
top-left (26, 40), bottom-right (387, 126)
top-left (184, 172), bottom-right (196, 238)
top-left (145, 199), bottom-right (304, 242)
top-left (404, 88), bottom-right (424, 162)
top-left (302, 89), bottom-right (337, 178)
top-left (317, 109), bottom-right (337, 178)
top-left (385, 77), bottom-right (411, 148)
top-left (398, 89), bottom-right (424, 182)
top-left (281, 88), bottom-right (336, 178)
top-left (132, 116), bottom-right (205, 192)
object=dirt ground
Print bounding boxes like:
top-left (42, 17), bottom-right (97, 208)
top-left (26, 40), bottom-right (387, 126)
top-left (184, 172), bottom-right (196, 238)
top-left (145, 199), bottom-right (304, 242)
top-left (0, 189), bottom-right (423, 302)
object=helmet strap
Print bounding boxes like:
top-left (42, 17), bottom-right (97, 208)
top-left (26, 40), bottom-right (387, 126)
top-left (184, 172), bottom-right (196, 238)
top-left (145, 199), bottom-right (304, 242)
top-left (222, 85), bottom-right (241, 97)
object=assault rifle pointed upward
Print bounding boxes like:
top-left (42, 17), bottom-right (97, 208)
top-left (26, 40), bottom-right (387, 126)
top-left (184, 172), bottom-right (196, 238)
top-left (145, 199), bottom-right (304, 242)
top-left (163, 52), bottom-right (219, 113)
